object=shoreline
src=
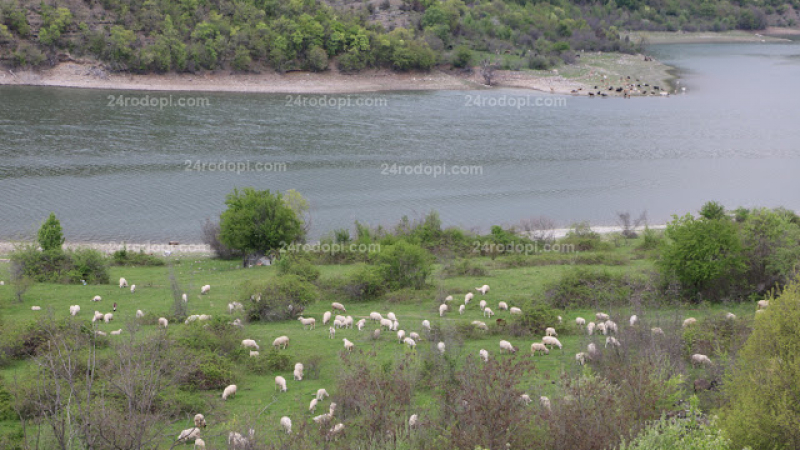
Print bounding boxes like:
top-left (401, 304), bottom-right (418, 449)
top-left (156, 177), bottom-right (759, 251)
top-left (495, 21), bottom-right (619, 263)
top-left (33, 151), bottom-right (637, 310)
top-left (0, 225), bottom-right (667, 257)
top-left (0, 51), bottom-right (675, 97)
top-left (629, 29), bottom-right (796, 45)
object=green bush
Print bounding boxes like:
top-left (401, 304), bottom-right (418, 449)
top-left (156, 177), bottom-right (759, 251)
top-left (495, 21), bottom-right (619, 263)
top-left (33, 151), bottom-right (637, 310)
top-left (112, 247), bottom-right (165, 266)
top-left (179, 352), bottom-right (235, 391)
top-left (66, 248), bottom-right (110, 284)
top-left (452, 45), bottom-right (472, 68)
top-left (740, 208), bottom-right (800, 290)
top-left (441, 258), bottom-right (488, 278)
top-left (306, 45), bottom-right (329, 71)
top-left (243, 274), bottom-right (318, 322)
top-left (545, 267), bottom-right (648, 309)
top-left (0, 380), bottom-right (15, 421)
top-left (246, 348), bottom-right (291, 374)
top-left (560, 222), bottom-right (611, 252)
top-left (10, 245), bottom-right (109, 284)
top-left (376, 240), bottom-right (433, 290)
top-left (507, 301), bottom-right (563, 337)
top-left (638, 226), bottom-right (662, 251)
top-left (343, 264), bottom-right (386, 301)
top-left (37, 212), bottom-right (64, 252)
top-left (619, 407), bottom-right (734, 450)
top-left (275, 254), bottom-right (320, 282)
top-left (175, 316), bottom-right (246, 356)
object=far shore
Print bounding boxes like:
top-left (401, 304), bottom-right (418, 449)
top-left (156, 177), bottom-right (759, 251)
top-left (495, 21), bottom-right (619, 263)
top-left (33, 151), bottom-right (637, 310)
top-left (0, 225), bottom-right (667, 258)
top-left (628, 28), bottom-right (797, 44)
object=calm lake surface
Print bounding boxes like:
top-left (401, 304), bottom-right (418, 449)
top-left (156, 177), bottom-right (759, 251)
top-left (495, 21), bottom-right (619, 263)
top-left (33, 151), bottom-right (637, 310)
top-left (1, 42), bottom-right (799, 242)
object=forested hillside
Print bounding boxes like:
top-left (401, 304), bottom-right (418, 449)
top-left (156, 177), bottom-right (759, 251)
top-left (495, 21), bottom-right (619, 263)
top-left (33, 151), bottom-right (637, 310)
top-left (0, 0), bottom-right (797, 73)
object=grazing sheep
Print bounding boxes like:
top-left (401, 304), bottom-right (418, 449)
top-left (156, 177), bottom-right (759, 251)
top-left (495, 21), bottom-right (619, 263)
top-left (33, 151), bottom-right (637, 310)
top-left (576, 317), bottom-right (586, 326)
top-left (397, 330), bottom-right (406, 343)
top-left (357, 319), bottom-right (366, 330)
top-left (177, 427), bottom-right (201, 442)
top-left (465, 292), bottom-right (474, 304)
top-left (757, 300), bottom-right (769, 310)
top-left (193, 439), bottom-right (205, 449)
top-left (683, 318), bottom-right (697, 328)
top-left (540, 396), bottom-right (551, 410)
top-left (280, 416), bottom-right (292, 434)
top-left (531, 342), bottom-right (549, 355)
top-left (459, 305), bottom-right (465, 315)
top-left (444, 295), bottom-right (453, 302)
top-left (510, 307), bottom-right (522, 315)
top-left (110, 329), bottom-right (122, 335)
top-left (185, 315), bottom-right (199, 324)
top-left (587, 343), bottom-right (598, 356)
top-left (332, 302), bottom-right (346, 312)
top-left (103, 313), bottom-right (113, 323)
top-left (198, 314), bottom-right (212, 321)
top-left (483, 307), bottom-right (494, 318)
top-left (250, 351), bottom-right (259, 357)
top-left (380, 318), bottom-right (394, 330)
top-left (130, 285), bottom-right (136, 294)
top-left (228, 431), bottom-right (253, 449)
top-left (69, 305), bottom-right (80, 316)
top-left (92, 295), bottom-right (102, 302)
top-left (691, 354), bottom-right (712, 366)
top-left (228, 302), bottom-right (244, 313)
top-left (334, 314), bottom-right (346, 323)
top-left (329, 326), bottom-right (336, 339)
top-left (323, 311), bottom-right (332, 325)
top-left (437, 342), bottom-right (446, 354)
top-left (604, 320), bottom-right (618, 334)
top-left (293, 368), bottom-right (303, 381)
top-left (119, 277), bottom-right (128, 288)
top-left (135, 309), bottom-right (144, 318)
top-left (476, 285), bottom-right (490, 295)
top-left (333, 318), bottom-right (345, 329)
top-left (422, 320), bottom-right (431, 331)
top-left (596, 312), bottom-right (610, 322)
top-left (575, 352), bottom-right (587, 365)
top-left (726, 312), bottom-right (736, 320)
top-left (369, 312), bottom-right (383, 322)
top-left (651, 327), bottom-right (664, 336)
top-left (439, 304), bottom-right (448, 317)
top-left (95, 331), bottom-right (107, 337)
top-left (313, 413), bottom-right (332, 424)
top-left (343, 338), bottom-right (354, 352)
top-left (387, 312), bottom-right (397, 321)
top-left (499, 340), bottom-right (517, 354)
top-left (558, 315), bottom-right (563, 324)
top-left (242, 339), bottom-right (260, 350)
top-left (596, 322), bottom-right (607, 335)
top-left (31, 306), bottom-right (41, 311)
top-left (309, 398), bottom-right (318, 413)
top-left (344, 316), bottom-right (354, 328)
top-left (182, 293), bottom-right (188, 302)
top-left (409, 414), bottom-right (418, 427)
top-left (542, 336), bottom-right (563, 352)
top-left (273, 336), bottom-right (290, 350)
top-left (222, 384), bottom-right (237, 400)
top-left (373, 329), bottom-right (381, 339)
top-left (275, 376), bottom-right (288, 392)
top-left (605, 336), bottom-right (620, 348)
top-left (477, 300), bottom-right (487, 312)
top-left (391, 320), bottom-right (399, 331)
top-left (479, 349), bottom-right (489, 362)
top-left (92, 311), bottom-right (104, 322)
top-left (200, 285), bottom-right (211, 295)
top-left (472, 321), bottom-right (488, 331)
top-left (194, 414), bottom-right (207, 428)
top-left (158, 317), bottom-right (168, 328)
top-left (498, 301), bottom-right (508, 311)
top-left (629, 315), bottom-right (638, 326)
top-left (298, 316), bottom-right (316, 330)
top-left (403, 337), bottom-right (416, 350)
top-left (231, 318), bottom-right (243, 327)
top-left (316, 388), bottom-right (329, 401)
top-left (329, 423), bottom-right (345, 438)
top-left (519, 394), bottom-right (532, 405)
top-left (545, 327), bottom-right (558, 337)
top-left (409, 332), bottom-right (421, 340)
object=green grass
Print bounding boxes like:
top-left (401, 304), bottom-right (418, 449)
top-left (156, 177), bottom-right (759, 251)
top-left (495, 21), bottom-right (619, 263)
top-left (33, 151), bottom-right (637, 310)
top-left (0, 239), bottom-right (761, 448)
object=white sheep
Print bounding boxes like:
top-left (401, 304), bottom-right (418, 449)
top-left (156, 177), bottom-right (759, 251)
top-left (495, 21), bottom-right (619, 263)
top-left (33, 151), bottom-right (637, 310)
top-left (357, 318), bottom-right (366, 330)
top-left (587, 343), bottom-right (598, 356)
top-left (95, 331), bottom-right (107, 337)
top-left (726, 312), bottom-right (736, 320)
top-left (242, 339), bottom-right (259, 350)
top-left (472, 321), bottom-right (488, 331)
top-left (322, 311), bottom-right (332, 325)
top-left (343, 338), bottom-right (354, 352)
top-left (499, 340), bottom-right (517, 354)
top-left (158, 317), bottom-right (168, 328)
top-left (343, 316), bottom-right (353, 328)
top-left (309, 398), bottom-right (318, 413)
top-left (757, 299), bottom-right (769, 310)
top-left (332, 302), bottom-right (346, 312)
top-left (194, 438), bottom-right (206, 449)
top-left (119, 277), bottom-right (128, 288)
top-left (110, 329), bottom-right (122, 335)
top-left (498, 301), bottom-right (508, 311)
top-left (683, 317), bottom-right (697, 328)
top-left (459, 305), bottom-right (465, 315)
top-left (604, 320), bottom-right (617, 334)
top-left (409, 414), bottom-right (418, 427)
top-left (177, 427), bottom-right (201, 442)
top-left (130, 285), bottom-right (136, 294)
top-left (576, 317), bottom-right (586, 326)
top-left (250, 351), bottom-right (259, 357)
top-left (479, 349), bottom-right (489, 362)
top-left (651, 327), bottom-right (664, 336)
top-left (422, 319), bottom-right (431, 331)
top-left (576, 352), bottom-right (587, 365)
top-left (510, 307), bottom-right (522, 315)
top-left (198, 314), bottom-right (211, 321)
top-left (629, 315), bottom-right (638, 326)
top-left (200, 285), bottom-right (210, 295)
top-left (295, 362), bottom-right (303, 372)
top-left (531, 342), bottom-right (549, 355)
top-left (103, 313), bottom-right (114, 323)
top-left (403, 337), bottom-right (416, 350)
top-left (476, 285), bottom-right (490, 295)
top-left (545, 327), bottom-right (557, 337)
top-left (329, 423), bottom-right (345, 438)
top-left (373, 329), bottom-right (381, 339)
top-left (228, 302), bottom-right (244, 313)
top-left (92, 295), bottom-right (102, 302)
top-left (409, 332), bottom-right (421, 340)
top-left (298, 316), bottom-right (316, 330)
top-left (369, 312), bottom-right (383, 322)
top-left (542, 336), bottom-right (563, 352)
top-left (92, 311), bottom-right (104, 322)
top-left (380, 318), bottom-right (393, 330)
top-left (439, 304), bottom-right (448, 317)
top-left (185, 315), bottom-right (199, 324)
top-left (273, 336), bottom-right (289, 350)
top-left (558, 315), bottom-right (562, 324)
top-left (135, 309), bottom-right (144, 318)
top-left (31, 306), bottom-right (41, 311)
top-left (387, 312), bottom-right (397, 321)
top-left (605, 336), bottom-right (620, 348)
top-left (596, 312), bottom-right (610, 322)
top-left (691, 354), bottom-right (712, 366)
top-left (540, 396), bottom-right (551, 410)
top-left (293, 369), bottom-right (303, 381)
top-left (222, 384), bottom-right (237, 400)
top-left (69, 305), bottom-right (80, 316)
top-left (397, 330), bottom-right (406, 343)
top-left (596, 322), bottom-right (607, 335)
top-left (316, 388), bottom-right (329, 401)
top-left (194, 414), bottom-right (207, 429)
top-left (280, 416), bottom-right (292, 434)
top-left (444, 295), bottom-right (453, 302)
top-left (519, 394), bottom-right (532, 405)
top-left (437, 342), bottom-right (446, 354)
top-left (333, 318), bottom-right (345, 329)
top-left (465, 292), bottom-right (474, 304)
top-left (231, 318), bottom-right (243, 327)
top-left (479, 299), bottom-right (487, 311)
top-left (275, 376), bottom-right (287, 392)
top-left (182, 293), bottom-right (188, 302)
top-left (391, 320), bottom-right (399, 331)
top-left (228, 430), bottom-right (253, 449)
top-left (313, 413), bottom-right (332, 424)
top-left (483, 307), bottom-right (494, 318)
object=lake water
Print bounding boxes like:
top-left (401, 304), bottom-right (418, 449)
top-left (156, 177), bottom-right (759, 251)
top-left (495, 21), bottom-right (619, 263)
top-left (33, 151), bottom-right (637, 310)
top-left (1, 42), bottom-right (799, 243)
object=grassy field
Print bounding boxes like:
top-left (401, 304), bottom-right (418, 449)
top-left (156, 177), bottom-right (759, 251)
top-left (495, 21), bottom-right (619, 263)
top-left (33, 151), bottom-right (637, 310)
top-left (0, 239), bottom-right (759, 448)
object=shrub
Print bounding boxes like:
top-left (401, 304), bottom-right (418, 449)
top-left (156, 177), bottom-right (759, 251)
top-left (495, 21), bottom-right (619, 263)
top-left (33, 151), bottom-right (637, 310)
top-left (440, 258), bottom-right (488, 278)
top-left (452, 45), bottom-right (472, 68)
top-left (561, 222), bottom-right (610, 251)
top-left (343, 264), bottom-right (386, 301)
top-left (376, 240), bottom-right (433, 290)
top-left (740, 208), bottom-right (800, 291)
top-left (275, 254), bottom-right (320, 282)
top-left (545, 267), bottom-right (648, 309)
top-left (37, 212), bottom-right (64, 252)
top-left (243, 274), bottom-right (318, 322)
top-left (10, 245), bottom-right (109, 284)
top-left (638, 226), bottom-right (662, 251)
top-left (179, 352), bottom-right (235, 391)
top-left (507, 301), bottom-right (563, 337)
top-left (618, 410), bottom-right (734, 450)
top-left (175, 316), bottom-right (246, 357)
top-left (65, 248), bottom-right (110, 284)
top-left (111, 247), bottom-right (165, 266)
top-left (699, 200), bottom-right (727, 221)
top-left (306, 45), bottom-right (328, 71)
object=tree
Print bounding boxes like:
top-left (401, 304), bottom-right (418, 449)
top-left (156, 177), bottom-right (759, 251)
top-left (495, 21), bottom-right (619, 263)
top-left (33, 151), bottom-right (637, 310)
top-left (219, 188), bottom-right (303, 266)
top-left (376, 240), bottom-right (433, 290)
top-left (480, 55), bottom-right (499, 85)
top-left (720, 281), bottom-right (800, 450)
top-left (37, 212), bottom-right (64, 253)
top-left (452, 45), bottom-right (472, 68)
top-left (699, 200), bottom-right (727, 221)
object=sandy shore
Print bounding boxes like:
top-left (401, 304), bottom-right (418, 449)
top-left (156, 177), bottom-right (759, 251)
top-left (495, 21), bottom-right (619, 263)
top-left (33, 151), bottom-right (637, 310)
top-left (627, 29), bottom-right (795, 44)
top-left (0, 50), bottom-right (675, 97)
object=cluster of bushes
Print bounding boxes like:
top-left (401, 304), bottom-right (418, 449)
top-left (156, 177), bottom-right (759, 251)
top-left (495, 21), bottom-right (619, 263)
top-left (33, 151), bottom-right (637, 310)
top-left (545, 267), bottom-right (652, 309)
top-left (10, 245), bottom-right (109, 284)
top-left (242, 274), bottom-right (319, 322)
top-left (111, 246), bottom-right (165, 266)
